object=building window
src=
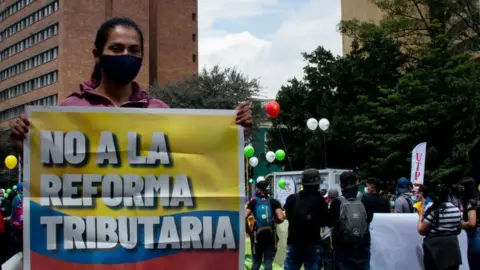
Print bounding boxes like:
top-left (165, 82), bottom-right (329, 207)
top-left (192, 33), bottom-right (196, 42)
top-left (0, 0), bottom-right (58, 43)
top-left (0, 47), bottom-right (58, 81)
top-left (0, 0), bottom-right (35, 23)
top-left (192, 13), bottom-right (196, 22)
top-left (192, 54), bottom-right (197, 63)
top-left (0, 70), bottom-right (58, 102)
top-left (0, 23), bottom-right (58, 62)
top-left (0, 94), bottom-right (57, 122)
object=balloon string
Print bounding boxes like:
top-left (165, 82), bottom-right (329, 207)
top-left (314, 135), bottom-right (326, 168)
top-left (323, 132), bottom-right (328, 168)
top-left (278, 129), bottom-right (293, 171)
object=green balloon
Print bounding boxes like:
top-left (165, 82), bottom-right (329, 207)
top-left (3, 193), bottom-right (7, 198)
top-left (244, 145), bottom-right (255, 158)
top-left (12, 185), bottom-right (17, 191)
top-left (248, 178), bottom-right (254, 184)
top-left (275, 149), bottom-right (286, 161)
top-left (278, 178), bottom-right (287, 190)
top-left (6, 189), bottom-right (11, 194)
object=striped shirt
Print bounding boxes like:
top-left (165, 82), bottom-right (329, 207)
top-left (423, 202), bottom-right (461, 236)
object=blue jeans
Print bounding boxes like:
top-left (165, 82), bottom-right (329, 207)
top-left (284, 244), bottom-right (323, 270)
top-left (467, 228), bottom-right (480, 270)
top-left (334, 247), bottom-right (370, 270)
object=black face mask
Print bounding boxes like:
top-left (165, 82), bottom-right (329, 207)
top-left (100, 55), bottom-right (142, 84)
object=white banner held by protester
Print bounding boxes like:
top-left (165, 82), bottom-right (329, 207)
top-left (411, 142), bottom-right (427, 184)
top-left (370, 214), bottom-right (469, 270)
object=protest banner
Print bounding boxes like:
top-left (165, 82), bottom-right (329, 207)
top-left (22, 106), bottom-right (245, 270)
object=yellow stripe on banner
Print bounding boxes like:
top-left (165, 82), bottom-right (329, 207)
top-left (28, 111), bottom-right (241, 217)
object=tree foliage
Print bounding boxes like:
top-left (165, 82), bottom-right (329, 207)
top-left (341, 0), bottom-right (480, 55)
top-left (149, 65), bottom-right (261, 110)
top-left (268, 0), bottom-right (480, 184)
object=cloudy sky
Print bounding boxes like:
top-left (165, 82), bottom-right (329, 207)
top-left (198, 0), bottom-right (342, 98)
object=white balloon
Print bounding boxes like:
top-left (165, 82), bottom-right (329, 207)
top-left (266, 151), bottom-right (276, 163)
top-left (257, 176), bottom-right (265, 183)
top-left (319, 118), bottom-right (330, 131)
top-left (249, 157), bottom-right (259, 167)
top-left (306, 118), bottom-right (318, 131)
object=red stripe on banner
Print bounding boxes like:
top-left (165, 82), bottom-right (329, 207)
top-left (30, 250), bottom-right (239, 270)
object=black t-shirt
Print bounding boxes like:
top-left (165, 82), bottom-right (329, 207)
top-left (247, 197), bottom-right (282, 244)
top-left (284, 190), bottom-right (329, 245)
top-left (328, 189), bottom-right (374, 249)
top-left (363, 193), bottom-right (391, 214)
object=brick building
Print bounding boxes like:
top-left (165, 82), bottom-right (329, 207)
top-left (341, 0), bottom-right (383, 54)
top-left (0, 0), bottom-right (198, 126)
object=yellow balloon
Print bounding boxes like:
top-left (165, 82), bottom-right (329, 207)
top-left (5, 155), bottom-right (17, 170)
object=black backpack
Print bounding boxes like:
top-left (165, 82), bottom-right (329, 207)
top-left (337, 196), bottom-right (368, 247)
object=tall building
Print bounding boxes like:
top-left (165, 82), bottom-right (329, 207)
top-left (0, 0), bottom-right (198, 127)
top-left (341, 0), bottom-right (383, 54)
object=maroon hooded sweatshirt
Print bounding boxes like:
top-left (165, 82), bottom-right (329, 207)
top-left (59, 80), bottom-right (169, 108)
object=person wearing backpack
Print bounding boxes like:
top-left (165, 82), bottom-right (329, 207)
top-left (245, 181), bottom-right (284, 270)
top-left (328, 171), bottom-right (373, 270)
top-left (394, 177), bottom-right (415, 213)
top-left (283, 168), bottom-right (329, 270)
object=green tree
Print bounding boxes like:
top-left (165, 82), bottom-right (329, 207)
top-left (341, 0), bottom-right (480, 55)
top-left (270, 0), bottom-right (480, 184)
top-left (149, 65), bottom-right (261, 110)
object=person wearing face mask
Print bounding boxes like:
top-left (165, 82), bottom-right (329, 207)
top-left (394, 177), bottom-right (415, 213)
top-left (362, 178), bottom-right (391, 214)
top-left (10, 17), bottom-right (253, 152)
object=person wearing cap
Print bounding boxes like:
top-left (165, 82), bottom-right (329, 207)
top-left (283, 168), bottom-right (329, 270)
top-left (245, 181), bottom-right (284, 270)
top-left (327, 171), bottom-right (374, 270)
top-left (395, 177), bottom-right (415, 213)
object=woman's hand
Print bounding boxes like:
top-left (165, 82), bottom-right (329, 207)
top-left (10, 114), bottom-right (30, 152)
top-left (235, 101), bottom-right (252, 132)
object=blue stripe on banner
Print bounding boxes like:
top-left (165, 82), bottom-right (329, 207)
top-left (29, 201), bottom-right (240, 264)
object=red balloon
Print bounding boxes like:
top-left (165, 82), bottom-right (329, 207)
top-left (265, 101), bottom-right (280, 118)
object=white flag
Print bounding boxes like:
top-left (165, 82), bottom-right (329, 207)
top-left (410, 142), bottom-right (427, 184)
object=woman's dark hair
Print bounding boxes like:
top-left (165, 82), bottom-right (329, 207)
top-left (424, 184), bottom-right (450, 223)
top-left (91, 17), bottom-right (145, 82)
top-left (459, 177), bottom-right (478, 199)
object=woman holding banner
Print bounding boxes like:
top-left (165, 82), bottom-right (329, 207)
top-left (459, 177), bottom-right (480, 270)
top-left (417, 184), bottom-right (462, 270)
top-left (10, 17), bottom-right (252, 150)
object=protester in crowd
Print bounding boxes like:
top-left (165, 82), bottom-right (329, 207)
top-left (321, 189), bottom-right (338, 270)
top-left (245, 181), bottom-right (284, 270)
top-left (417, 184), bottom-right (462, 270)
top-left (283, 169), bottom-right (329, 270)
top-left (324, 189), bottom-right (339, 206)
top-left (10, 182), bottom-right (23, 256)
top-left (328, 171), bottom-right (373, 270)
top-left (363, 178), bottom-right (391, 213)
top-left (395, 177), bottom-right (415, 213)
top-left (10, 17), bottom-right (252, 151)
top-left (459, 177), bottom-right (480, 269)
top-left (416, 185), bottom-right (433, 214)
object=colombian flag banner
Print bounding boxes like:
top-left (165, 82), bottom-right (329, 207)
top-left (23, 106), bottom-right (245, 270)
